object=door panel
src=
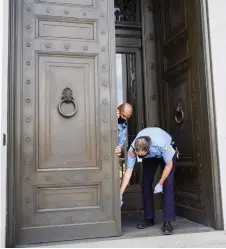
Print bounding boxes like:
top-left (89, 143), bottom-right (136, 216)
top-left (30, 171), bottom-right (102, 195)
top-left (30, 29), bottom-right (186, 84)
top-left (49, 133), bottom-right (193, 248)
top-left (16, 0), bottom-right (120, 245)
top-left (155, 0), bottom-right (210, 225)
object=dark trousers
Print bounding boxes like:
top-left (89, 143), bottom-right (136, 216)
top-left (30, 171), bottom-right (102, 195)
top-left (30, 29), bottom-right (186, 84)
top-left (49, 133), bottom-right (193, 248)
top-left (142, 155), bottom-right (176, 221)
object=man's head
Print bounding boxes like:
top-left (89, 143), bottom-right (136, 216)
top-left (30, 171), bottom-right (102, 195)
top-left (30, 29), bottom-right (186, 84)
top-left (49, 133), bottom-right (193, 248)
top-left (134, 136), bottom-right (151, 158)
top-left (118, 103), bottom-right (133, 122)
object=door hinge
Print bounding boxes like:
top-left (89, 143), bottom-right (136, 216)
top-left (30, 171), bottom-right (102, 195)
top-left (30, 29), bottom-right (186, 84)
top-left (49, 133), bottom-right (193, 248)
top-left (3, 133), bottom-right (6, 146)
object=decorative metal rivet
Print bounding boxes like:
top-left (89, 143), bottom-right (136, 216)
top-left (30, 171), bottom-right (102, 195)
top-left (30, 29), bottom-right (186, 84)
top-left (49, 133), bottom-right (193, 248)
top-left (26, 43), bottom-right (31, 47)
top-left (103, 117), bottom-right (108, 123)
top-left (197, 153), bottom-right (200, 156)
top-left (83, 46), bottom-right (88, 50)
top-left (105, 174), bottom-right (109, 179)
top-left (66, 216), bottom-right (72, 222)
top-left (45, 176), bottom-right (52, 181)
top-left (25, 158), bottom-right (32, 162)
top-left (64, 10), bottom-right (69, 14)
top-left (102, 98), bottom-right (108, 104)
top-left (149, 63), bottom-right (155, 69)
top-left (151, 94), bottom-right (156, 100)
top-left (194, 88), bottom-right (197, 92)
top-left (26, 24), bottom-right (31, 30)
top-left (105, 195), bottom-right (109, 199)
top-left (200, 164), bottom-right (202, 167)
top-left (102, 64), bottom-right (106, 69)
top-left (25, 117), bottom-right (31, 123)
top-left (25, 137), bottom-right (31, 142)
top-left (147, 5), bottom-right (152, 11)
top-left (102, 80), bottom-right (108, 87)
top-left (104, 156), bottom-right (109, 160)
top-left (26, 79), bottom-right (31, 84)
top-left (101, 30), bottom-right (105, 34)
top-left (64, 44), bottom-right (70, 50)
top-left (148, 33), bottom-right (154, 40)
top-left (100, 13), bottom-right (104, 17)
top-left (86, 212), bottom-right (92, 218)
top-left (25, 98), bottom-right (31, 103)
top-left (84, 176), bottom-right (91, 180)
top-left (26, 61), bottom-right (31, 66)
top-left (196, 120), bottom-right (199, 124)
top-left (101, 46), bottom-right (106, 51)
top-left (26, 7), bottom-right (31, 12)
top-left (45, 8), bottom-right (50, 13)
top-left (103, 136), bottom-right (108, 141)
top-left (82, 12), bottom-right (87, 16)
top-left (196, 104), bottom-right (198, 108)
top-left (25, 177), bottom-right (30, 182)
top-left (113, 128), bottom-right (117, 131)
top-left (25, 197), bottom-right (30, 203)
top-left (45, 44), bottom-right (51, 48)
top-left (197, 136), bottom-right (200, 140)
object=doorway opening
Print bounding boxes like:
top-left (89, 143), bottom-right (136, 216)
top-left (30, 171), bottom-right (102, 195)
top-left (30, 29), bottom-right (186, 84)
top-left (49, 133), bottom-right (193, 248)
top-left (115, 0), bottom-right (223, 237)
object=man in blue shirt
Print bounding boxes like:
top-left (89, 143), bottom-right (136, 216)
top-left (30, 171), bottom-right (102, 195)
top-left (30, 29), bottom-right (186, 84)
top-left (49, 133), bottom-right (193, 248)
top-left (115, 103), bottom-right (133, 156)
top-left (120, 127), bottom-right (177, 235)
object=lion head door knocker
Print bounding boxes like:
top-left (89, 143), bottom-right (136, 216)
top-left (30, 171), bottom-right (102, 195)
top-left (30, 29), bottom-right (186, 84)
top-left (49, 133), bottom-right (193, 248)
top-left (174, 100), bottom-right (184, 125)
top-left (58, 87), bottom-right (78, 118)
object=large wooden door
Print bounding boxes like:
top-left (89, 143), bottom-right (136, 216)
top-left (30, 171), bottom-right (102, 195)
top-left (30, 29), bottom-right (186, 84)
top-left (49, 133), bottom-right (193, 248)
top-left (15, 0), bottom-right (120, 245)
top-left (155, 0), bottom-right (213, 226)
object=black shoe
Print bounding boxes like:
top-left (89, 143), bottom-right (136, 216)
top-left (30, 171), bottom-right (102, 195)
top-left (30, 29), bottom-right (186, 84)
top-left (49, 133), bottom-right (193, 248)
top-left (161, 221), bottom-right (174, 235)
top-left (137, 219), bottom-right (155, 229)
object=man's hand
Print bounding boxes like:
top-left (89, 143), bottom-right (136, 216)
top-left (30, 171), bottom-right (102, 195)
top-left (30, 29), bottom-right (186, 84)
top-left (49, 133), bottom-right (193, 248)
top-left (154, 183), bottom-right (163, 194)
top-left (115, 146), bottom-right (122, 156)
top-left (117, 109), bottom-right (120, 118)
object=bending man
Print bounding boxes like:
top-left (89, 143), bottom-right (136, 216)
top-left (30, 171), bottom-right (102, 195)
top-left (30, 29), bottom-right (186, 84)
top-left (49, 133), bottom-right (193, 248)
top-left (120, 127), bottom-right (177, 235)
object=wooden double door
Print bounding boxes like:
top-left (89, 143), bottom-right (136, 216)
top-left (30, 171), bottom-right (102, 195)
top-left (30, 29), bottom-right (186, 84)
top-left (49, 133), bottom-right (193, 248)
top-left (8, 0), bottom-right (222, 246)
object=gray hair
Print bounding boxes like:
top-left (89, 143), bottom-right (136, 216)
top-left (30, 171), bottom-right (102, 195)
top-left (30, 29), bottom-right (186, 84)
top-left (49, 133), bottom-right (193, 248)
top-left (134, 136), bottom-right (151, 153)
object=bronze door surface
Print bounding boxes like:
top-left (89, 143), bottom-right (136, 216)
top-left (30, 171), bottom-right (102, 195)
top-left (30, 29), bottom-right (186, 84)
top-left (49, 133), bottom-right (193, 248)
top-left (15, 0), bottom-right (120, 245)
top-left (155, 0), bottom-right (213, 226)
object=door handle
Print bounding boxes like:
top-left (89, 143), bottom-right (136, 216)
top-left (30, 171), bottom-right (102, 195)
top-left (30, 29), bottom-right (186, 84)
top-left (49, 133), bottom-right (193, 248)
top-left (58, 87), bottom-right (78, 118)
top-left (175, 100), bottom-right (184, 125)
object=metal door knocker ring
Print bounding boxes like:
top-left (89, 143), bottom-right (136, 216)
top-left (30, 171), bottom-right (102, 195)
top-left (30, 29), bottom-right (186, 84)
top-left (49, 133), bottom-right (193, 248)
top-left (175, 100), bottom-right (184, 125)
top-left (58, 87), bottom-right (77, 118)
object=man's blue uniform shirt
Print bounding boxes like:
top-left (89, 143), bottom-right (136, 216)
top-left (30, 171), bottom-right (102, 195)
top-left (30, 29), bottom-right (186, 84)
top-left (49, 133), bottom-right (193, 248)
top-left (118, 121), bottom-right (128, 147)
top-left (127, 127), bottom-right (175, 169)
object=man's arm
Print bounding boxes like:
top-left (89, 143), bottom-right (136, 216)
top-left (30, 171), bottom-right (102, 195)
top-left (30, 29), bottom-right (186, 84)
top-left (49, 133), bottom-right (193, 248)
top-left (158, 145), bottom-right (174, 185)
top-left (120, 168), bottom-right (133, 194)
top-left (159, 161), bottom-right (173, 185)
top-left (120, 147), bottom-right (136, 194)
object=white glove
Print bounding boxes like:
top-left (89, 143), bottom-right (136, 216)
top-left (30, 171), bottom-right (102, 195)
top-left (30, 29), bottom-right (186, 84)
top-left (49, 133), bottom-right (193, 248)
top-left (120, 194), bottom-right (123, 207)
top-left (154, 183), bottom-right (163, 194)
